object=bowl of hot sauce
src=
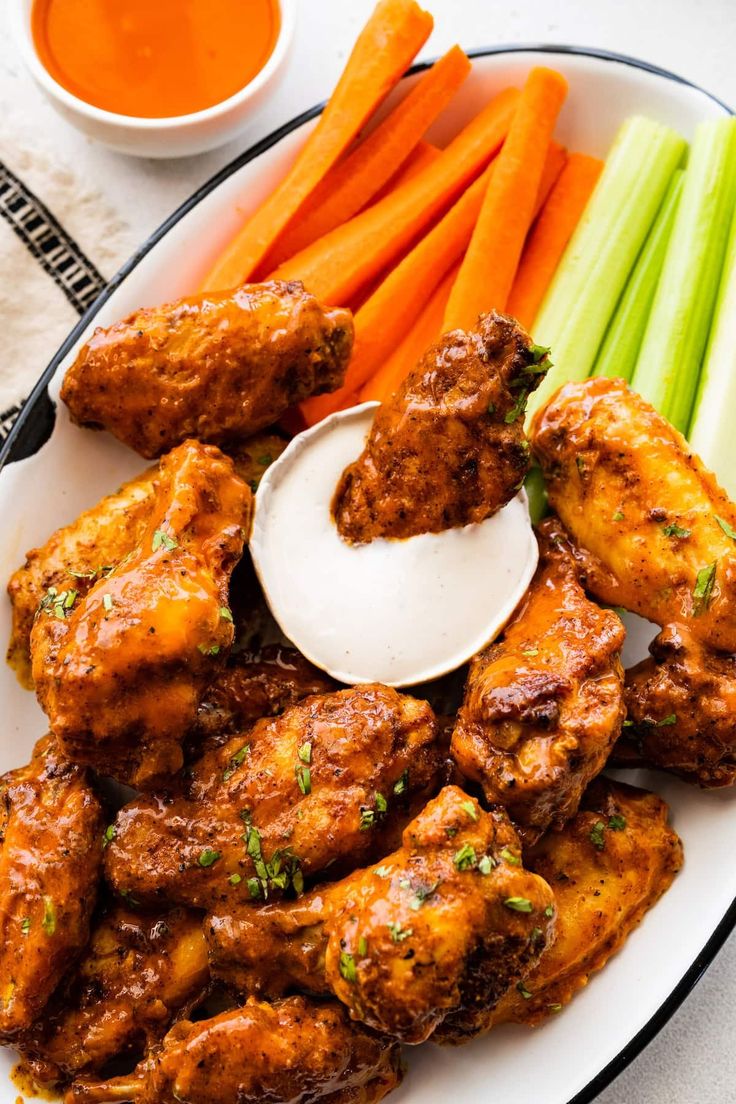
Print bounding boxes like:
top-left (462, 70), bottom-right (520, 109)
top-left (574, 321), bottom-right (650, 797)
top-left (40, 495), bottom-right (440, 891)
top-left (11, 0), bottom-right (295, 157)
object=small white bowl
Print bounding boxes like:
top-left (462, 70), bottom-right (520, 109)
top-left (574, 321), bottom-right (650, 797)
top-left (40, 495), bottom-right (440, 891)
top-left (9, 0), bottom-right (295, 158)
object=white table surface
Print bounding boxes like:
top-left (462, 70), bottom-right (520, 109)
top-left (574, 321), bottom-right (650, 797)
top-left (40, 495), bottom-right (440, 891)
top-left (2, 1), bottom-right (736, 1101)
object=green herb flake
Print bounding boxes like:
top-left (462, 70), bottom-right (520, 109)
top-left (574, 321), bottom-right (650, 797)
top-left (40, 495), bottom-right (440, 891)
top-left (257, 454), bottom-right (273, 466)
top-left (298, 742), bottom-right (312, 765)
top-left (247, 877), bottom-right (263, 899)
top-left (375, 792), bottom-right (388, 814)
top-left (197, 643), bottom-right (221, 656)
top-left (151, 528), bottom-right (178, 553)
top-left (663, 523), bottom-right (691, 539)
top-left (198, 848), bottom-right (221, 868)
top-left (453, 844), bottom-right (477, 871)
top-left (461, 800), bottom-right (478, 822)
top-left (357, 936), bottom-right (368, 957)
top-left (219, 606), bottom-right (234, 622)
top-left (530, 926), bottom-right (543, 945)
top-left (359, 807), bottom-right (375, 831)
top-left (622, 718), bottom-right (634, 727)
top-left (504, 389), bottom-right (529, 424)
top-left (693, 561), bottom-right (717, 614)
top-left (409, 880), bottom-right (440, 911)
top-left (103, 824), bottom-right (116, 847)
top-left (38, 586), bottom-right (79, 620)
top-left (228, 873), bottom-right (242, 886)
top-left (478, 855), bottom-right (494, 875)
top-left (589, 820), bottom-right (606, 851)
top-left (529, 343), bottom-right (551, 366)
top-left (517, 980), bottom-right (534, 999)
top-left (504, 897), bottom-right (533, 913)
top-left (375, 865), bottom-right (392, 879)
top-left (393, 770), bottom-right (409, 796)
top-left (487, 401), bottom-right (496, 416)
top-left (20, 917), bottom-right (31, 936)
top-left (339, 952), bottom-right (357, 983)
top-left (544, 905), bottom-right (555, 919)
top-left (657, 714), bottom-right (677, 727)
top-left (612, 511), bottom-right (625, 522)
top-left (223, 744), bottom-right (251, 781)
top-left (388, 922), bottom-right (413, 943)
top-left (500, 847), bottom-right (521, 866)
top-left (608, 814), bottom-right (627, 831)
top-left (522, 647), bottom-right (539, 657)
top-left (42, 897), bottom-right (56, 936)
top-left (295, 764), bottom-right (312, 795)
top-left (548, 1003), bottom-right (563, 1013)
top-left (716, 515), bottom-right (736, 541)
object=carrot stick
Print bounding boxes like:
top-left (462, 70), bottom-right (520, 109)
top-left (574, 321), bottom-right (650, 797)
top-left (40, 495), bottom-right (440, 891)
top-left (269, 87), bottom-right (520, 307)
top-left (375, 139), bottom-right (442, 199)
top-left (361, 263), bottom-right (457, 403)
top-left (443, 67), bottom-right (569, 331)
top-left (300, 164), bottom-right (493, 424)
top-left (507, 152), bottom-right (603, 330)
top-left (264, 47), bottom-right (470, 268)
top-left (200, 0), bottom-right (434, 290)
top-left (533, 140), bottom-right (567, 220)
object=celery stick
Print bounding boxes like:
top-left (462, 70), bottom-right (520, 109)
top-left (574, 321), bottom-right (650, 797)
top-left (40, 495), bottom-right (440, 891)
top-left (592, 170), bottom-right (684, 381)
top-left (689, 198), bottom-right (736, 497)
top-left (524, 465), bottom-right (547, 524)
top-left (631, 117), bottom-right (736, 432)
top-left (525, 116), bottom-right (686, 425)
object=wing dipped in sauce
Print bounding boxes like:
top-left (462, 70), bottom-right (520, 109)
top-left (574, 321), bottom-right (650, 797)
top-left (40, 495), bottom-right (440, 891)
top-left (333, 311), bottom-right (548, 544)
top-left (61, 281), bottom-right (353, 459)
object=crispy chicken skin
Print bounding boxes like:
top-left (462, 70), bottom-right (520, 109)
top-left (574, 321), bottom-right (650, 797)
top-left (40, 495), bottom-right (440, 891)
top-left (623, 623), bottom-right (736, 786)
top-left (61, 281), bottom-right (353, 459)
top-left (65, 997), bottom-right (402, 1104)
top-left (192, 644), bottom-right (337, 751)
top-left (31, 440), bottom-right (250, 788)
top-left (207, 786), bottom-right (556, 1045)
top-left (531, 376), bottom-right (736, 652)
top-left (106, 685), bottom-right (442, 909)
top-left (19, 906), bottom-right (209, 1087)
top-left (0, 736), bottom-right (103, 1038)
top-left (6, 432), bottom-right (282, 690)
top-left (7, 464), bottom-right (158, 688)
top-left (484, 779), bottom-right (682, 1028)
top-left (333, 311), bottom-right (548, 544)
top-left (451, 518), bottom-right (626, 841)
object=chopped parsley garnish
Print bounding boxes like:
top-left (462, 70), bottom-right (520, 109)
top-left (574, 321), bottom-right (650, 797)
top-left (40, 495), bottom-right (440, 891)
top-left (375, 865), bottom-right (392, 879)
top-left (692, 561), bottom-right (717, 614)
top-left (612, 511), bottom-right (625, 522)
top-left (608, 814), bottom-right (627, 831)
top-left (530, 926), bottom-right (543, 945)
top-left (522, 647), bottom-right (539, 657)
top-left (393, 770), bottom-right (409, 796)
top-left (548, 1003), bottom-right (562, 1013)
top-left (358, 936), bottom-right (368, 956)
top-left (589, 820), bottom-right (606, 850)
top-left (228, 873), bottom-right (242, 886)
top-left (408, 880), bottom-right (440, 911)
top-left (295, 764), bottom-right (312, 795)
top-left (42, 896), bottom-right (56, 936)
top-left (529, 343), bottom-right (551, 366)
top-left (197, 643), bottom-right (221, 656)
top-left (38, 586), bottom-right (78, 620)
top-left (103, 824), bottom-right (116, 847)
top-left (453, 844), bottom-right (477, 871)
top-left (151, 528), bottom-right (177, 553)
top-left (20, 917), bottom-right (31, 936)
top-left (360, 808), bottom-right (375, 831)
top-left (715, 515), bottom-right (736, 541)
top-left (219, 606), bottom-right (234, 622)
top-left (657, 714), bottom-right (677, 726)
top-left (517, 981), bottom-right (534, 999)
top-left (375, 792), bottom-right (388, 814)
top-left (247, 877), bottom-right (262, 899)
top-left (504, 389), bottom-right (529, 424)
top-left (504, 897), bottom-right (533, 913)
top-left (242, 823), bottom-right (303, 898)
top-left (544, 905), bottom-right (555, 919)
top-left (461, 800), bottom-right (478, 822)
top-left (388, 922), bottom-right (413, 943)
top-left (500, 847), bottom-right (521, 866)
top-left (662, 523), bottom-right (691, 538)
top-left (223, 744), bottom-right (250, 781)
top-left (339, 952), bottom-right (357, 983)
top-left (198, 848), bottom-right (221, 867)
top-left (359, 792), bottom-right (388, 830)
top-left (298, 742), bottom-right (312, 764)
top-left (478, 855), bottom-right (494, 875)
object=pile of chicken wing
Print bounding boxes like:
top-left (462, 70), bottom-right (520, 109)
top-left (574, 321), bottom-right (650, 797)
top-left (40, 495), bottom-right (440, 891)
top-left (10, 276), bottom-right (736, 1104)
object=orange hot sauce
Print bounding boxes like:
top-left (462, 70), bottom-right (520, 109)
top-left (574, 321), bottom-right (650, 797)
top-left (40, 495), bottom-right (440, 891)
top-left (32, 0), bottom-right (281, 119)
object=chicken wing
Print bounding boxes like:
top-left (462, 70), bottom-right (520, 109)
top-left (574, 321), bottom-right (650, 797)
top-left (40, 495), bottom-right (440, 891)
top-left (65, 997), bottom-right (402, 1104)
top-left (105, 684), bottom-right (442, 909)
top-left (451, 517), bottom-right (625, 841)
top-left (192, 644), bottom-right (337, 752)
top-left (531, 376), bottom-right (736, 652)
top-left (332, 311), bottom-right (548, 544)
top-left (0, 736), bottom-right (103, 1038)
top-left (31, 440), bottom-right (250, 788)
top-left (18, 905), bottom-right (209, 1088)
top-left (624, 623), bottom-right (736, 786)
top-left (207, 786), bottom-right (556, 1044)
top-left (483, 778), bottom-right (682, 1028)
top-left (61, 281), bottom-right (353, 459)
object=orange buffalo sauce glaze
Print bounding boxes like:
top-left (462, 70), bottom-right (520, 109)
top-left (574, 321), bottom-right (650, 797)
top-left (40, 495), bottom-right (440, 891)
top-left (32, 0), bottom-right (280, 119)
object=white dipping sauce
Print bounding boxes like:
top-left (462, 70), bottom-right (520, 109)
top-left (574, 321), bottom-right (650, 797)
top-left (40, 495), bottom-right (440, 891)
top-left (250, 402), bottom-right (539, 687)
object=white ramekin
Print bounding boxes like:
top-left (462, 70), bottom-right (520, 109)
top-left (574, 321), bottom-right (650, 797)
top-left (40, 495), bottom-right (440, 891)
top-left (9, 0), bottom-right (295, 158)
